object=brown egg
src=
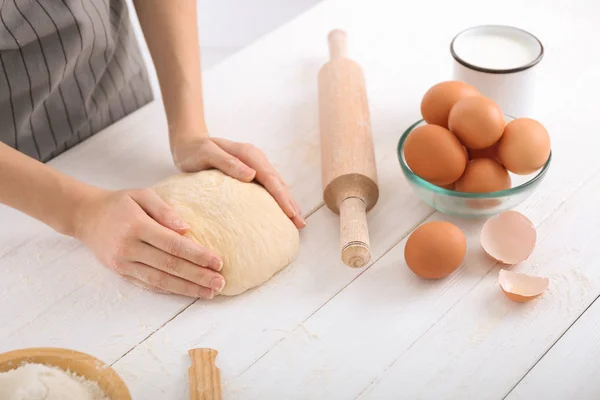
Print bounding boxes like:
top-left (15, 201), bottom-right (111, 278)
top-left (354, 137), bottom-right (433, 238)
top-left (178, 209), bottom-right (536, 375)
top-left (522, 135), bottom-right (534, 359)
top-left (404, 221), bottom-right (466, 279)
top-left (455, 158), bottom-right (511, 193)
top-left (498, 118), bottom-right (551, 175)
top-left (448, 96), bottom-right (505, 149)
top-left (461, 145), bottom-right (469, 160)
top-left (404, 124), bottom-right (467, 186)
top-left (468, 143), bottom-right (502, 164)
top-left (420, 81), bottom-right (480, 128)
top-left (438, 182), bottom-right (455, 190)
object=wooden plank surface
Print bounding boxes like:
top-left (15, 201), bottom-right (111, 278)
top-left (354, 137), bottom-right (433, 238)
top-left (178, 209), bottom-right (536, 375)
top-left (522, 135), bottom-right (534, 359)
top-left (219, 70), bottom-right (600, 399)
top-left (0, 0), bottom-right (329, 358)
top-left (111, 29), bottom-right (437, 396)
top-left (1, 0), bottom-right (599, 399)
top-left (359, 174), bottom-right (600, 399)
top-left (506, 297), bottom-right (600, 400)
top-left (112, 0), bottom-right (600, 399)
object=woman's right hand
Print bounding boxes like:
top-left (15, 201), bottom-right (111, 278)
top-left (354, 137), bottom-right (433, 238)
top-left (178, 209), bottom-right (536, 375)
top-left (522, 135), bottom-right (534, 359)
top-left (73, 188), bottom-right (225, 299)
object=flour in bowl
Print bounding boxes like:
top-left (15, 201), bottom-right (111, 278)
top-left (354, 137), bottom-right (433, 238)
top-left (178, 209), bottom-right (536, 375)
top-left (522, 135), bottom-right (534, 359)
top-left (0, 363), bottom-right (109, 400)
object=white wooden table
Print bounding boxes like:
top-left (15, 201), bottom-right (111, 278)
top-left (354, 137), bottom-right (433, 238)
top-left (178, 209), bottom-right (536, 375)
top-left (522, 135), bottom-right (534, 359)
top-left (2, 0), bottom-right (600, 398)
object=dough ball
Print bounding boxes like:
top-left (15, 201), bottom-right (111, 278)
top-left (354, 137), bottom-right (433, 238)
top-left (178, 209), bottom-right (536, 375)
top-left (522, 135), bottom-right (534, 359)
top-left (152, 170), bottom-right (300, 296)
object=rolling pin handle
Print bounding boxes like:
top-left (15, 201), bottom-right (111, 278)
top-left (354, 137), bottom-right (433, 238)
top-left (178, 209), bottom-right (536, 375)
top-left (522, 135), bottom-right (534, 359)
top-left (189, 348), bottom-right (222, 400)
top-left (339, 196), bottom-right (371, 268)
top-left (328, 29), bottom-right (348, 59)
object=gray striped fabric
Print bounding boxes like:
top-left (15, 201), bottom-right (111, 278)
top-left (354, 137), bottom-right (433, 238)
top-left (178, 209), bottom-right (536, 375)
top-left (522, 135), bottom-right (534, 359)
top-left (0, 0), bottom-right (153, 162)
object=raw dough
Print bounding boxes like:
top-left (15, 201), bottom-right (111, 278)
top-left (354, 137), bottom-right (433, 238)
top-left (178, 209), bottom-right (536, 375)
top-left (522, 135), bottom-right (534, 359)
top-left (0, 363), bottom-right (109, 400)
top-left (152, 170), bottom-right (300, 296)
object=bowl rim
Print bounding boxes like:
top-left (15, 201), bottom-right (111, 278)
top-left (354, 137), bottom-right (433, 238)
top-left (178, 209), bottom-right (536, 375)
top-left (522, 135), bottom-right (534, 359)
top-left (0, 347), bottom-right (131, 400)
top-left (397, 118), bottom-right (552, 199)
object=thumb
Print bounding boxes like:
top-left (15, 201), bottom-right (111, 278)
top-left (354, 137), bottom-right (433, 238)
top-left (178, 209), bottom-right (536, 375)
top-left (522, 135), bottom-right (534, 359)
top-left (207, 142), bottom-right (256, 182)
top-left (132, 189), bottom-right (190, 234)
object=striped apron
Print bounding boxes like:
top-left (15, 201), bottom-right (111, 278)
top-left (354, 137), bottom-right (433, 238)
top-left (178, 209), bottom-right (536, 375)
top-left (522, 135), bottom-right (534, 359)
top-left (0, 0), bottom-right (153, 162)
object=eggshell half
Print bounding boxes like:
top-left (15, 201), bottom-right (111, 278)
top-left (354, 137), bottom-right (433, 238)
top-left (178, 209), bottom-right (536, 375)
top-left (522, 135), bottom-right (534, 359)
top-left (498, 269), bottom-right (549, 303)
top-left (481, 211), bottom-right (536, 264)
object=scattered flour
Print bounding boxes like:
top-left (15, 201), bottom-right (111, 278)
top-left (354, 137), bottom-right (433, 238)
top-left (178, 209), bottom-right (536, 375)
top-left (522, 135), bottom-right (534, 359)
top-left (0, 363), bottom-right (109, 400)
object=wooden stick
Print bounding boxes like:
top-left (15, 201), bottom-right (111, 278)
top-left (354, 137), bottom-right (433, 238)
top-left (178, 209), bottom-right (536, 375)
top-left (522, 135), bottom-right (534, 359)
top-left (328, 29), bottom-right (348, 59)
top-left (340, 197), bottom-right (371, 268)
top-left (188, 348), bottom-right (221, 400)
top-left (318, 29), bottom-right (379, 269)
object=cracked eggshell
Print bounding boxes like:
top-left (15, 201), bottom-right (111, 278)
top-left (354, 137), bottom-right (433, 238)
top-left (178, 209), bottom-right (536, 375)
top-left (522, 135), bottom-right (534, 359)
top-left (481, 211), bottom-right (536, 264)
top-left (498, 269), bottom-right (549, 303)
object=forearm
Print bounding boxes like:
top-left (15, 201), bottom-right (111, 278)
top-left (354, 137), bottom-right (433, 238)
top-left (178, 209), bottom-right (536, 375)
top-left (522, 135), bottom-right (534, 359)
top-left (0, 143), bottom-right (99, 236)
top-left (133, 0), bottom-right (207, 147)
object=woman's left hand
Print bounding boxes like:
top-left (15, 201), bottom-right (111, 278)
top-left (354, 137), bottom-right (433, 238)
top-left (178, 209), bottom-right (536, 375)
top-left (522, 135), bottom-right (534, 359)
top-left (171, 137), bottom-right (306, 229)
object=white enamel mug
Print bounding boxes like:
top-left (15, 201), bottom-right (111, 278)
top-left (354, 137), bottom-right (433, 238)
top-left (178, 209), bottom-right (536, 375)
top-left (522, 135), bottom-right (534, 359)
top-left (451, 25), bottom-right (544, 117)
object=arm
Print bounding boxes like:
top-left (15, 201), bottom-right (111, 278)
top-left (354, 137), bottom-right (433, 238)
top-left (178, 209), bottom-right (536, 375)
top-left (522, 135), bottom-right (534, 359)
top-left (131, 0), bottom-right (206, 147)
top-left (133, 0), bottom-right (306, 228)
top-left (0, 142), bottom-right (223, 298)
top-left (0, 142), bottom-right (96, 236)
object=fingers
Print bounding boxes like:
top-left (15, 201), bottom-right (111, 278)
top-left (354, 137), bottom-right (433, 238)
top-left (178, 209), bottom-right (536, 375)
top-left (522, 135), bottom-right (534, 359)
top-left (121, 262), bottom-right (215, 299)
top-left (131, 189), bottom-right (190, 234)
top-left (289, 198), bottom-right (305, 229)
top-left (251, 172), bottom-right (306, 228)
top-left (139, 219), bottom-right (223, 272)
top-left (257, 169), bottom-right (297, 216)
top-left (213, 138), bottom-right (306, 228)
top-left (133, 241), bottom-right (225, 292)
top-left (204, 140), bottom-right (256, 182)
top-left (253, 171), bottom-right (306, 228)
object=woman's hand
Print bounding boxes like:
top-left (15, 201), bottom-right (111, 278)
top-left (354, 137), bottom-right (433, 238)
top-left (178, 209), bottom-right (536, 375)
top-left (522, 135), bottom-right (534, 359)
top-left (74, 188), bottom-right (225, 299)
top-left (171, 137), bottom-right (306, 229)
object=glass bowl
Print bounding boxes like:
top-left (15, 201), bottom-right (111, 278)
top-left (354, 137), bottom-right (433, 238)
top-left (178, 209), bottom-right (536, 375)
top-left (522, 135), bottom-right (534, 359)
top-left (397, 119), bottom-right (552, 218)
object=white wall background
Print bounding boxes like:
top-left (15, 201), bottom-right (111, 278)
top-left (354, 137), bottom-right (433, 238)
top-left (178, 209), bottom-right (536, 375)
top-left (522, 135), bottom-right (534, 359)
top-left (127, 0), bottom-right (323, 97)
top-left (196, 0), bottom-right (323, 66)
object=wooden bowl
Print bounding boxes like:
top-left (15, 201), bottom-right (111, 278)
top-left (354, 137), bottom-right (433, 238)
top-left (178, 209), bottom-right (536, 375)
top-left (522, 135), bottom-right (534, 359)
top-left (0, 347), bottom-right (131, 399)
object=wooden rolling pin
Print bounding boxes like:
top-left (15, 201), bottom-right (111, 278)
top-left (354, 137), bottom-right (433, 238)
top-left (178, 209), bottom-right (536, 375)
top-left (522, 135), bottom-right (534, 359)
top-left (188, 348), bottom-right (221, 400)
top-left (318, 29), bottom-right (379, 268)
